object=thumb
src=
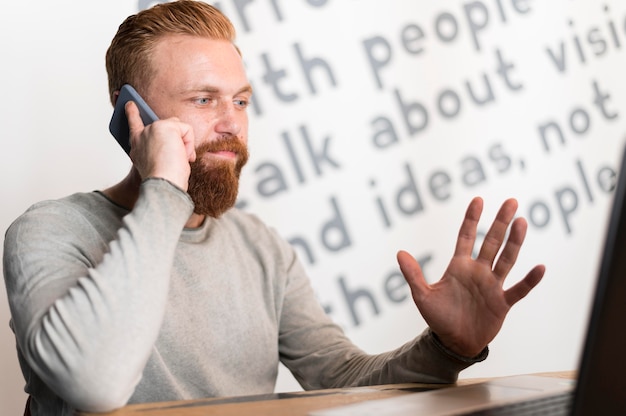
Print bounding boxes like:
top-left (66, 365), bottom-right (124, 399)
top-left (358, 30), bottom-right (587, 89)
top-left (397, 250), bottom-right (429, 298)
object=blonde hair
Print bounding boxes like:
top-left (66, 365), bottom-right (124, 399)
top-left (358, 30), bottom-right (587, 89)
top-left (105, 0), bottom-right (238, 105)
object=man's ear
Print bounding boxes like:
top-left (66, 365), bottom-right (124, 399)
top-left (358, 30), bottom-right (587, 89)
top-left (112, 90), bottom-right (121, 105)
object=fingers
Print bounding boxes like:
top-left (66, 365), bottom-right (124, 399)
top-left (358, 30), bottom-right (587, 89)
top-left (126, 101), bottom-right (150, 154)
top-left (476, 198), bottom-right (518, 268)
top-left (456, 197), bottom-right (531, 282)
top-left (125, 102), bottom-right (197, 190)
top-left (492, 217), bottom-right (527, 278)
top-left (504, 264), bottom-right (545, 306)
top-left (179, 123), bottom-right (197, 163)
top-left (126, 100), bottom-right (196, 164)
top-left (125, 101), bottom-right (143, 136)
top-left (454, 197), bottom-right (483, 257)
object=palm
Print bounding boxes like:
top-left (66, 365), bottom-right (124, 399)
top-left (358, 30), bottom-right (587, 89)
top-left (397, 197), bottom-right (545, 357)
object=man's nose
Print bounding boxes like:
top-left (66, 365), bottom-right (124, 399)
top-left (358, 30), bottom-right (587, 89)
top-left (214, 102), bottom-right (242, 136)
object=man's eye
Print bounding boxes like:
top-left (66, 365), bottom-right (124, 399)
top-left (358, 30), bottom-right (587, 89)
top-left (235, 99), bottom-right (249, 108)
top-left (196, 97), bottom-right (211, 105)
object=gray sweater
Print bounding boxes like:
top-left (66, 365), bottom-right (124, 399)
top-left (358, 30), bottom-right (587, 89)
top-left (3, 179), bottom-right (485, 415)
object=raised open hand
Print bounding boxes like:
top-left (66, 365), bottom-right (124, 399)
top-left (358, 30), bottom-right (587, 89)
top-left (397, 197), bottom-right (545, 357)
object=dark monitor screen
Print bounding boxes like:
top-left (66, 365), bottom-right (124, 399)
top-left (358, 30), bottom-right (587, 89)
top-left (573, 145), bottom-right (626, 415)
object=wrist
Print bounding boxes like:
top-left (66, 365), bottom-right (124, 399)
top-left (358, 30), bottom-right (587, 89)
top-left (430, 330), bottom-right (489, 363)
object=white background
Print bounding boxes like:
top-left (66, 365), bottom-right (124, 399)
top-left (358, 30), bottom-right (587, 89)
top-left (1, 1), bottom-right (625, 414)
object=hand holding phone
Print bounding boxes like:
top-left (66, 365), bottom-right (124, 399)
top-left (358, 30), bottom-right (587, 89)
top-left (109, 84), bottom-right (159, 154)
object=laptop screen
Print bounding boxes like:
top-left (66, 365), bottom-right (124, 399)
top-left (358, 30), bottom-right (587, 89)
top-left (572, 144), bottom-right (626, 415)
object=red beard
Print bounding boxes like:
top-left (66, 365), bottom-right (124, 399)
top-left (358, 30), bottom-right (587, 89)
top-left (187, 136), bottom-right (249, 218)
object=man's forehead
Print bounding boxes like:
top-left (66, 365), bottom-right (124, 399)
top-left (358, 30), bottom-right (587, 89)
top-left (149, 36), bottom-right (248, 85)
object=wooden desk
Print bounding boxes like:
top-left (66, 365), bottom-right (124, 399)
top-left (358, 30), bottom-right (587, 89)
top-left (85, 371), bottom-right (575, 416)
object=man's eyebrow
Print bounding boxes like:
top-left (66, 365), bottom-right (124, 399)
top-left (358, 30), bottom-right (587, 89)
top-left (185, 85), bottom-right (253, 96)
top-left (188, 86), bottom-right (219, 94)
top-left (238, 85), bottom-right (253, 95)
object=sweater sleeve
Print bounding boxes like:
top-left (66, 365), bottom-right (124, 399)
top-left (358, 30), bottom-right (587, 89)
top-left (277, 241), bottom-right (487, 390)
top-left (3, 179), bottom-right (193, 412)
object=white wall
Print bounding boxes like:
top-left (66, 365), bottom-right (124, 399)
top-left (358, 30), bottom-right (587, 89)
top-left (1, 1), bottom-right (625, 414)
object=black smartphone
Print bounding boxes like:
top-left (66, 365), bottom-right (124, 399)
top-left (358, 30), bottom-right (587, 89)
top-left (109, 84), bottom-right (159, 154)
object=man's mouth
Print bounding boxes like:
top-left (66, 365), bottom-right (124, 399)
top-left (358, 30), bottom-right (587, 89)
top-left (211, 150), bottom-right (237, 157)
top-left (195, 137), bottom-right (248, 166)
top-left (209, 150), bottom-right (238, 159)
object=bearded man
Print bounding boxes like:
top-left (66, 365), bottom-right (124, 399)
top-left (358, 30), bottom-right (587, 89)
top-left (3, 2), bottom-right (544, 415)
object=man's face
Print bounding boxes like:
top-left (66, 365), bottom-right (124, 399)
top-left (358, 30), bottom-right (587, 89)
top-left (143, 35), bottom-right (252, 217)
